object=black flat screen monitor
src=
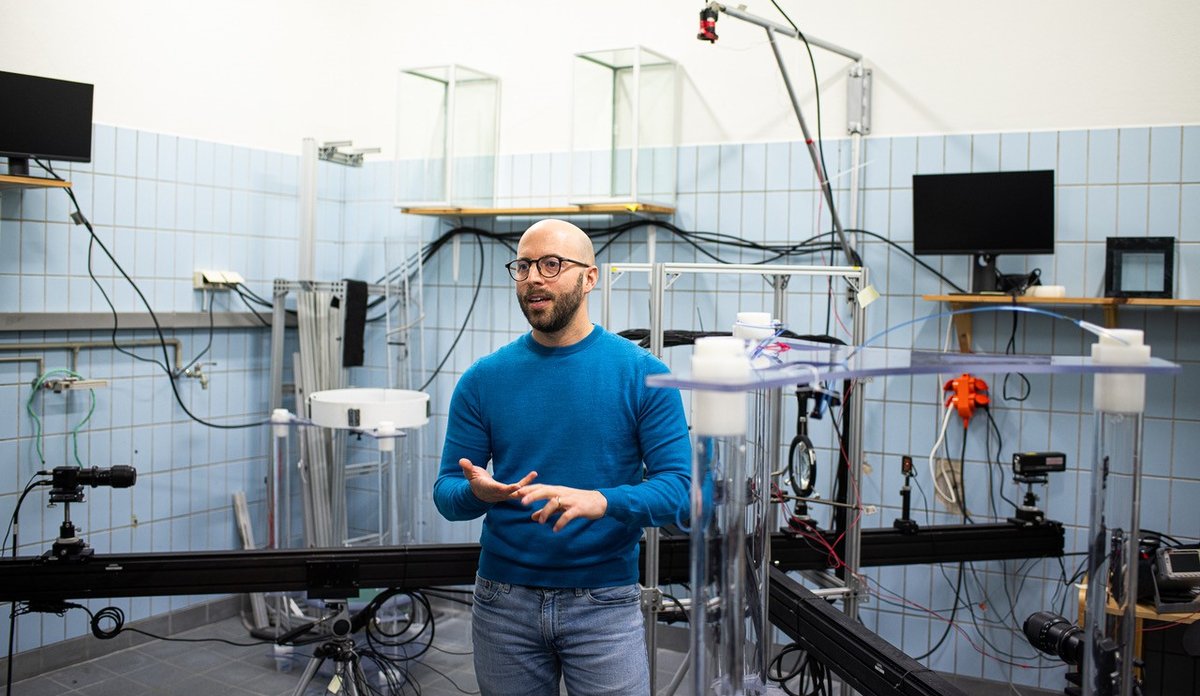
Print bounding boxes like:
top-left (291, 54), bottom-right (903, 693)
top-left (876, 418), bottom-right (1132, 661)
top-left (912, 170), bottom-right (1055, 292)
top-left (0, 70), bottom-right (94, 178)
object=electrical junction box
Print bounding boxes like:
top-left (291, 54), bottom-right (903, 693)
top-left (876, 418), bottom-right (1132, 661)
top-left (193, 269), bottom-right (245, 290)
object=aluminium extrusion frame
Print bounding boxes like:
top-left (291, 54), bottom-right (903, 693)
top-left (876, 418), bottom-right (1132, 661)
top-left (601, 260), bottom-right (868, 691)
top-left (0, 523), bottom-right (1064, 602)
top-left (267, 279), bottom-right (410, 552)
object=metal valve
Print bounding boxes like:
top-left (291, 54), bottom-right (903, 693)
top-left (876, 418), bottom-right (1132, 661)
top-left (184, 362), bottom-right (217, 389)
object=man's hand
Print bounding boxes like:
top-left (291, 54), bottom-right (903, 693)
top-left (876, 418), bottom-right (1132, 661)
top-left (517, 484), bottom-right (608, 532)
top-left (458, 458), bottom-right (537, 503)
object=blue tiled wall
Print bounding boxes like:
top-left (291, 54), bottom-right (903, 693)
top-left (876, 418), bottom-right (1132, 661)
top-left (374, 126), bottom-right (1199, 690)
top-left (3, 123), bottom-right (1197, 689)
top-left (0, 126), bottom-right (317, 653)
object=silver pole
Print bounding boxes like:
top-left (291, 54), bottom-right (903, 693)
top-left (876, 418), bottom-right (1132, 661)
top-left (711, 2), bottom-right (863, 62)
top-left (299, 139), bottom-right (317, 279)
top-left (269, 279), bottom-right (288, 551)
top-left (444, 66), bottom-right (457, 204)
top-left (644, 263), bottom-right (667, 692)
top-left (843, 267), bottom-right (868, 621)
top-left (765, 29), bottom-right (855, 266)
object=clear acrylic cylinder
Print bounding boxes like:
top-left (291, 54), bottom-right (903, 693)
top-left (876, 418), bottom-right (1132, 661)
top-left (689, 337), bottom-right (766, 695)
top-left (1084, 411), bottom-right (1143, 696)
top-left (270, 409), bottom-right (292, 549)
top-left (570, 46), bottom-right (679, 205)
top-left (395, 64), bottom-right (499, 207)
top-left (1084, 328), bottom-right (1150, 696)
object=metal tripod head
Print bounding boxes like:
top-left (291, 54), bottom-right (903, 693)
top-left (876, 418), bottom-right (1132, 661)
top-left (289, 600), bottom-right (367, 696)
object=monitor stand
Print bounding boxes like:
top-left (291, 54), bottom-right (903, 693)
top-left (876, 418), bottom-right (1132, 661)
top-left (5, 157), bottom-right (31, 178)
top-left (970, 253), bottom-right (1000, 293)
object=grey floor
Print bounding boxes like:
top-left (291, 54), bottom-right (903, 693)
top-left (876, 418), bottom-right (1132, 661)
top-left (7, 605), bottom-right (1054, 696)
top-left (9, 609), bottom-right (481, 696)
top-left (8, 605), bottom-right (694, 696)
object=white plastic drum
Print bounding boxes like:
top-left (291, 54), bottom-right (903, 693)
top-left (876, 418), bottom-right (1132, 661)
top-left (308, 388), bottom-right (430, 431)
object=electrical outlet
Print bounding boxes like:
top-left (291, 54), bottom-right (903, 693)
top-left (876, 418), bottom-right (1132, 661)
top-left (193, 269), bottom-right (244, 290)
top-left (933, 457), bottom-right (965, 514)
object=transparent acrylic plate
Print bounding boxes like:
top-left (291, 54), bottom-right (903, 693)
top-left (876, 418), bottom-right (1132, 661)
top-left (646, 338), bottom-right (1182, 392)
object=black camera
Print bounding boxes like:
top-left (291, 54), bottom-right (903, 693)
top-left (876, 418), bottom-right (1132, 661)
top-left (1012, 451), bottom-right (1067, 477)
top-left (1024, 611), bottom-right (1084, 666)
top-left (49, 465), bottom-right (137, 503)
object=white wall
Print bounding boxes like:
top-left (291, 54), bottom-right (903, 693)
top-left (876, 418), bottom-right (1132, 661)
top-left (2, 0), bottom-right (1198, 156)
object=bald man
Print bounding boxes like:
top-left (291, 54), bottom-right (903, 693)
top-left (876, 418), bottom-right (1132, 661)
top-left (433, 219), bottom-right (691, 695)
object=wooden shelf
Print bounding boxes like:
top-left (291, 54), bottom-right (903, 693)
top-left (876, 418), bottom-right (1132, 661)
top-left (922, 294), bottom-right (1200, 352)
top-left (0, 174), bottom-right (72, 191)
top-left (1077, 582), bottom-right (1198, 679)
top-left (400, 202), bottom-right (675, 217)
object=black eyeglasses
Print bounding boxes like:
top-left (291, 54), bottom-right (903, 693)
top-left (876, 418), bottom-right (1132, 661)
top-left (504, 255), bottom-right (590, 281)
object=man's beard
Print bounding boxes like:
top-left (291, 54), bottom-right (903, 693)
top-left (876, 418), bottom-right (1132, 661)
top-left (518, 273), bottom-right (585, 334)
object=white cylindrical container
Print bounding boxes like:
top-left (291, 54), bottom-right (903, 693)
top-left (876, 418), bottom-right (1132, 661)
top-left (691, 337), bottom-right (752, 437)
top-left (376, 421), bottom-right (397, 452)
top-left (733, 312), bottom-right (775, 341)
top-left (271, 408), bottom-right (292, 438)
top-left (1091, 329), bottom-right (1151, 414)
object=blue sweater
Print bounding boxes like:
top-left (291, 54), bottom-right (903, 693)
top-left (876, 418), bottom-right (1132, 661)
top-left (434, 325), bottom-right (691, 588)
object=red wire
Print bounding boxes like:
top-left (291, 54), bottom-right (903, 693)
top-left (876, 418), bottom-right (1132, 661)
top-left (857, 573), bottom-right (1040, 669)
top-left (772, 484), bottom-right (845, 568)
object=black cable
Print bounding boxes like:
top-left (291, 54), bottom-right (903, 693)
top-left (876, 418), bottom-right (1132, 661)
top-left (178, 289), bottom-right (217, 375)
top-left (838, 228), bottom-right (962, 291)
top-left (233, 283), bottom-right (295, 315)
top-left (956, 423), bottom-right (973, 524)
top-left (409, 658), bottom-right (479, 696)
top-left (983, 408), bottom-right (1020, 510)
top-left (1141, 529), bottom-right (1187, 548)
top-left (39, 160), bottom-right (263, 430)
top-left (80, 603), bottom-right (273, 646)
top-left (231, 285), bottom-right (272, 326)
top-left (768, 642), bottom-right (834, 696)
top-left (3, 477), bottom-right (48, 557)
top-left (770, 0), bottom-right (843, 269)
top-left (84, 225), bottom-right (169, 373)
top-left (1001, 304), bottom-right (1031, 401)
top-left (959, 564), bottom-right (1044, 662)
top-left (984, 406), bottom-right (1001, 520)
top-left (911, 561), bottom-right (965, 661)
top-left (418, 235), bottom-right (485, 392)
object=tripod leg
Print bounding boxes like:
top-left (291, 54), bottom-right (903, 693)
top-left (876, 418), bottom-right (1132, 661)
top-left (343, 664), bottom-right (361, 696)
top-left (290, 654), bottom-right (326, 696)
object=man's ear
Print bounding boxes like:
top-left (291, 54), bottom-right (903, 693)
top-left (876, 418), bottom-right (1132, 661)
top-left (583, 264), bottom-right (599, 293)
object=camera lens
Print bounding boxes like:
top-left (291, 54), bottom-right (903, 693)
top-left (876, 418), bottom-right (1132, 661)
top-left (1023, 611), bottom-right (1084, 665)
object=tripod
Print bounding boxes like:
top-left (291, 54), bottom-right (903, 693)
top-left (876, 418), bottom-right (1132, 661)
top-left (290, 602), bottom-right (372, 696)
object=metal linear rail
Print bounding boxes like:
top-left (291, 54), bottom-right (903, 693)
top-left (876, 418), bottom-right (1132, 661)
top-left (0, 523), bottom-right (1063, 602)
top-left (769, 566), bottom-right (967, 696)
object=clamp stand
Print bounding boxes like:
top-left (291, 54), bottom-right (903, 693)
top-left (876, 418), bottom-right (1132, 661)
top-left (893, 455), bottom-right (919, 535)
top-left (289, 602), bottom-right (369, 696)
top-left (1008, 474), bottom-right (1048, 526)
top-left (43, 516), bottom-right (94, 562)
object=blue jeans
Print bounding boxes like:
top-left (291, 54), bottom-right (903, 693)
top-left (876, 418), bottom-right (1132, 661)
top-left (471, 575), bottom-right (650, 696)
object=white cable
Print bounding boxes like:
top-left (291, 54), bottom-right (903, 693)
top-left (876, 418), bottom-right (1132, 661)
top-left (925, 319), bottom-right (957, 505)
top-left (929, 401), bottom-right (957, 504)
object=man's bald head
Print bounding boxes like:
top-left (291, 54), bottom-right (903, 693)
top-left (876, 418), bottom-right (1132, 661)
top-left (518, 219), bottom-right (595, 265)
